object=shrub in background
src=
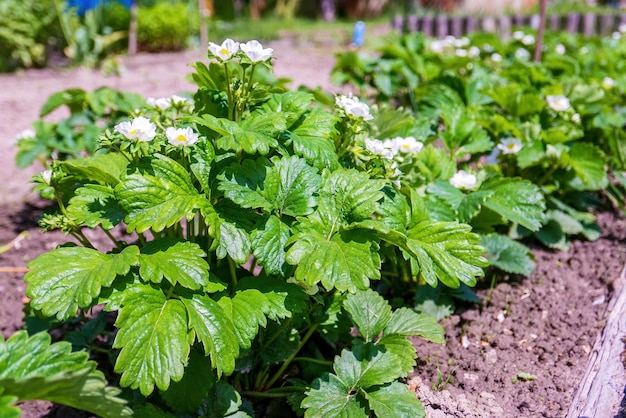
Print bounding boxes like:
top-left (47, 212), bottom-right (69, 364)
top-left (0, 0), bottom-right (59, 72)
top-left (138, 2), bottom-right (198, 52)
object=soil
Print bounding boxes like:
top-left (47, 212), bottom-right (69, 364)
top-left (1, 27), bottom-right (626, 417)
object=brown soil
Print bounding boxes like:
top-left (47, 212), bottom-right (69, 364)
top-left (1, 29), bottom-right (625, 417)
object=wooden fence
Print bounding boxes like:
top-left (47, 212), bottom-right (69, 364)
top-left (392, 13), bottom-right (626, 38)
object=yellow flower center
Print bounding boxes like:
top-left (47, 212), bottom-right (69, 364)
top-left (129, 129), bottom-right (137, 135)
top-left (176, 134), bottom-right (187, 142)
top-left (220, 48), bottom-right (230, 56)
top-left (507, 144), bottom-right (516, 150)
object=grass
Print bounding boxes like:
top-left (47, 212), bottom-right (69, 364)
top-left (207, 15), bottom-right (391, 46)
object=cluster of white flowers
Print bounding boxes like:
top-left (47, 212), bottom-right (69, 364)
top-left (546, 95), bottom-right (571, 112)
top-left (335, 94), bottom-right (373, 120)
top-left (490, 53), bottom-right (503, 62)
top-left (515, 48), bottom-right (531, 61)
top-left (572, 113), bottom-right (581, 124)
top-left (146, 95), bottom-right (191, 111)
top-left (449, 170), bottom-right (477, 190)
top-left (114, 116), bottom-right (199, 147)
top-left (513, 31), bottom-right (535, 46)
top-left (207, 39), bottom-right (273, 63)
top-left (365, 136), bottom-right (423, 159)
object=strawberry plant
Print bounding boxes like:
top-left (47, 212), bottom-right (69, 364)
top-left (12, 39), bottom-right (489, 417)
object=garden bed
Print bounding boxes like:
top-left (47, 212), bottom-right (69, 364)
top-left (2, 29), bottom-right (626, 417)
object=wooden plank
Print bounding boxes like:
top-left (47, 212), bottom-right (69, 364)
top-left (600, 14), bottom-right (616, 36)
top-left (466, 16), bottom-right (478, 34)
top-left (566, 264), bottom-right (626, 418)
top-left (499, 15), bottom-right (512, 39)
top-left (566, 13), bottom-right (581, 34)
top-left (583, 13), bottom-right (596, 37)
top-left (422, 16), bottom-right (434, 37)
top-left (392, 14), bottom-right (404, 32)
top-left (407, 15), bottom-right (419, 33)
top-left (451, 16), bottom-right (463, 37)
top-left (436, 15), bottom-right (449, 38)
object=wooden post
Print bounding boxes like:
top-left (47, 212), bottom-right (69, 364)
top-left (451, 16), bottom-right (463, 37)
top-left (566, 13), bottom-right (580, 34)
top-left (583, 13), bottom-right (596, 37)
top-left (499, 15), bottom-right (512, 40)
top-left (198, 0), bottom-right (212, 50)
top-left (392, 14), bottom-right (404, 32)
top-left (466, 16), bottom-right (477, 34)
top-left (128, 0), bottom-right (138, 55)
top-left (482, 16), bottom-right (496, 33)
top-left (407, 15), bottom-right (419, 33)
top-left (601, 14), bottom-right (616, 35)
top-left (422, 16), bottom-right (434, 37)
top-left (549, 14), bottom-right (561, 31)
top-left (533, 0), bottom-right (547, 62)
top-left (436, 15), bottom-right (448, 38)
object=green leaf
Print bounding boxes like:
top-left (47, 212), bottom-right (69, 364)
top-left (413, 145), bottom-right (456, 183)
top-left (336, 342), bottom-right (405, 389)
top-left (266, 155), bottom-right (322, 217)
top-left (193, 113), bottom-right (286, 155)
top-left (138, 238), bottom-right (210, 290)
top-left (189, 140), bottom-right (216, 193)
top-left (250, 215), bottom-right (291, 275)
top-left (287, 228), bottom-right (381, 292)
top-left (288, 108), bottom-right (340, 170)
top-left (565, 142), bottom-right (608, 191)
top-left (343, 289), bottom-right (392, 342)
top-left (480, 234), bottom-right (535, 275)
top-left (199, 382), bottom-right (252, 418)
top-left (182, 293), bottom-right (239, 376)
top-left (364, 382), bottom-right (425, 418)
top-left (386, 307), bottom-right (445, 344)
top-left (316, 170), bottom-right (387, 230)
top-left (215, 220), bottom-right (251, 264)
top-left (61, 153), bottom-right (128, 186)
top-left (535, 219), bottom-right (569, 250)
top-left (235, 276), bottom-right (309, 320)
top-left (405, 221), bottom-right (487, 288)
top-left (161, 350), bottom-right (216, 413)
top-left (66, 184), bottom-right (126, 229)
top-left (219, 158), bottom-right (274, 211)
top-left (259, 91), bottom-right (315, 126)
top-left (113, 284), bottom-right (190, 396)
top-left (0, 390), bottom-right (20, 418)
top-left (376, 335), bottom-right (416, 375)
top-left (116, 154), bottom-right (204, 233)
top-left (303, 373), bottom-right (368, 418)
top-left (480, 177), bottom-right (545, 231)
top-left (217, 290), bottom-right (268, 349)
top-left (25, 246), bottom-right (139, 320)
top-left (0, 331), bottom-right (132, 418)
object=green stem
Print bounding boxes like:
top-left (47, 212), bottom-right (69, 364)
top-left (537, 164), bottom-right (558, 187)
top-left (100, 227), bottom-right (121, 248)
top-left (292, 357), bottom-right (333, 367)
top-left (261, 318), bottom-right (292, 351)
top-left (240, 391), bottom-right (289, 399)
top-left (224, 62), bottom-right (234, 121)
top-left (228, 256), bottom-right (238, 288)
top-left (264, 323), bottom-right (319, 390)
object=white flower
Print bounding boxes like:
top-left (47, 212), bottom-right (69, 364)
top-left (497, 137), bottom-right (523, 154)
top-left (365, 138), bottom-right (395, 159)
top-left (392, 136), bottom-right (423, 154)
top-left (15, 128), bottom-right (36, 140)
top-left (602, 77), bottom-right (616, 89)
top-left (515, 48), bottom-right (530, 60)
top-left (572, 113), bottom-right (581, 123)
top-left (491, 53), bottom-right (502, 62)
top-left (482, 44), bottom-right (494, 53)
top-left (114, 116), bottom-right (157, 142)
top-left (208, 38), bottom-right (240, 61)
top-left (453, 37), bottom-right (470, 48)
top-left (555, 44), bottom-right (566, 55)
top-left (455, 48), bottom-right (468, 57)
top-left (449, 170), bottom-right (477, 190)
top-left (147, 97), bottom-right (172, 110)
top-left (513, 31), bottom-right (524, 40)
top-left (620, 23), bottom-right (626, 33)
top-left (546, 95), bottom-right (571, 112)
top-left (580, 46), bottom-right (589, 54)
top-left (335, 94), bottom-right (373, 121)
top-left (42, 169), bottom-right (52, 185)
top-left (468, 46), bottom-right (481, 58)
top-left (430, 40), bottom-right (446, 54)
top-left (613, 31), bottom-right (622, 40)
top-left (522, 34), bottom-right (535, 45)
top-left (165, 127), bottom-right (199, 146)
top-left (240, 40), bottom-right (273, 62)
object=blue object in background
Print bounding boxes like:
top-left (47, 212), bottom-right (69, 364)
top-left (353, 21), bottom-right (365, 47)
top-left (67, 0), bottom-right (132, 16)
